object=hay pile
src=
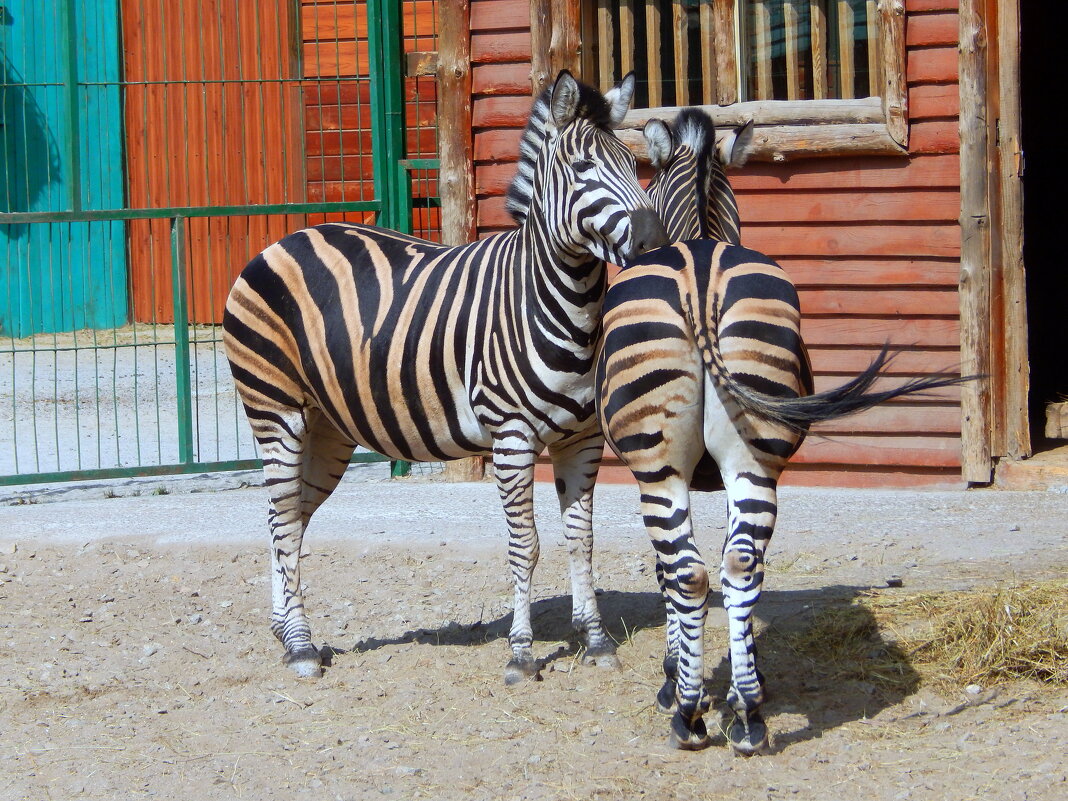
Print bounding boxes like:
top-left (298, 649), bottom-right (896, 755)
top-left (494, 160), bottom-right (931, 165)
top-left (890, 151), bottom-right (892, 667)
top-left (781, 579), bottom-right (1068, 691)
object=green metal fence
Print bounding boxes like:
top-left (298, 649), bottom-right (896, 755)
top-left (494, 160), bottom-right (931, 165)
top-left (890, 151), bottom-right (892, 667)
top-left (1, 0), bottom-right (440, 486)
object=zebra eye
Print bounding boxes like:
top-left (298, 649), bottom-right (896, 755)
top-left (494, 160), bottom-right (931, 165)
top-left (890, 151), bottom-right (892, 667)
top-left (571, 158), bottom-right (596, 172)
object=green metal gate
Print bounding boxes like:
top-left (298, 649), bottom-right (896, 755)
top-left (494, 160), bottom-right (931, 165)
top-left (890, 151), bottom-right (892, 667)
top-left (0, 0), bottom-right (440, 486)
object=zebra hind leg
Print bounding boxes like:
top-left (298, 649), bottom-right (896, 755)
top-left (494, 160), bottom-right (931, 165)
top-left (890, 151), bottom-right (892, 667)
top-left (653, 557), bottom-right (683, 715)
top-left (493, 427), bottom-right (543, 685)
top-left (719, 469), bottom-right (778, 756)
top-left (639, 477), bottom-right (713, 750)
top-left (549, 433), bottom-right (619, 671)
top-left (261, 410), bottom-right (354, 678)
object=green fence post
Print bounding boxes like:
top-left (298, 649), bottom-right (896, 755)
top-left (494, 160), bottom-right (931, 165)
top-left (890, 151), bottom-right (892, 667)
top-left (171, 216), bottom-right (194, 465)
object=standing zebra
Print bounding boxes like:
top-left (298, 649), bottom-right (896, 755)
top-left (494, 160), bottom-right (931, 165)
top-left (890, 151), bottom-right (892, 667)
top-left (597, 109), bottom-right (973, 752)
top-left (224, 71), bottom-right (668, 683)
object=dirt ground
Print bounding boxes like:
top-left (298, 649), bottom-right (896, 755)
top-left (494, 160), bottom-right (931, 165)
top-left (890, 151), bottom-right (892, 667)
top-left (1, 470), bottom-right (1066, 801)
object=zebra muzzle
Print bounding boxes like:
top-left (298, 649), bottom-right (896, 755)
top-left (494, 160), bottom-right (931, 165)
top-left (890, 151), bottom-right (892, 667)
top-left (626, 208), bottom-right (670, 262)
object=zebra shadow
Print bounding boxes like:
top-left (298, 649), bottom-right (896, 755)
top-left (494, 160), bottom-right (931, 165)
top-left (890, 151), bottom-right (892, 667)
top-left (337, 588), bottom-right (668, 666)
top-left (329, 582), bottom-right (919, 752)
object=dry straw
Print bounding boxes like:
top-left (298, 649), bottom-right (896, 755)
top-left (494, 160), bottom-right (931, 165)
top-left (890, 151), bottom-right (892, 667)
top-left (781, 579), bottom-right (1068, 691)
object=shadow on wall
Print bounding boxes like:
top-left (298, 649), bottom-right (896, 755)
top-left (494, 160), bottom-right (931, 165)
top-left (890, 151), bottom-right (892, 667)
top-left (2, 7), bottom-right (62, 239)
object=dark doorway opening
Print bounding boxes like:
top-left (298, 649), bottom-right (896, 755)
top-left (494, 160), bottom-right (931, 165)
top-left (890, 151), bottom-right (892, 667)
top-left (1021, 0), bottom-right (1068, 450)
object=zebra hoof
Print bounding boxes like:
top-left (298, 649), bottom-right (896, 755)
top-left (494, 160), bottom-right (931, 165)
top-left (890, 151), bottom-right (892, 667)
top-left (282, 647), bottom-right (323, 678)
top-left (504, 657), bottom-right (541, 686)
top-left (581, 646), bottom-right (621, 670)
top-left (726, 711), bottom-right (770, 756)
top-left (655, 679), bottom-right (677, 715)
top-left (668, 711), bottom-right (711, 751)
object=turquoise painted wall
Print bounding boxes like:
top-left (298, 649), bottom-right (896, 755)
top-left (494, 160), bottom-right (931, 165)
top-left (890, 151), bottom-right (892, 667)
top-left (1, 0), bottom-right (127, 337)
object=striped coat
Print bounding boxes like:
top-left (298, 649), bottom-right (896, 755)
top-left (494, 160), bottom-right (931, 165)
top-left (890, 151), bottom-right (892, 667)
top-left (597, 109), bottom-right (971, 752)
top-left (224, 71), bottom-right (667, 682)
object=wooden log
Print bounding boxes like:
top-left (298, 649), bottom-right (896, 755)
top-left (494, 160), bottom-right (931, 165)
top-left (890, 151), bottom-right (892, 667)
top-left (700, 0), bottom-right (716, 104)
top-left (753, 0), bottom-right (773, 99)
top-left (549, 0), bottom-right (581, 77)
top-left (811, 0), bottom-right (828, 99)
top-left (597, 0), bottom-right (614, 91)
top-left (1045, 403), bottom-right (1068, 440)
top-left (879, 0), bottom-right (908, 147)
top-left (438, 0), bottom-right (485, 483)
top-left (713, 0), bottom-right (737, 104)
top-left (529, 0), bottom-right (552, 93)
top-left (620, 97), bottom-right (886, 128)
top-left (997, 0), bottom-right (1030, 458)
top-left (672, 0), bottom-right (689, 105)
top-left (646, 1), bottom-right (662, 107)
top-left (619, 0), bottom-right (635, 77)
top-left (838, 0), bottom-right (856, 99)
top-left (785, 0), bottom-right (801, 100)
top-left (617, 121), bottom-right (906, 162)
top-left (957, 0), bottom-right (993, 483)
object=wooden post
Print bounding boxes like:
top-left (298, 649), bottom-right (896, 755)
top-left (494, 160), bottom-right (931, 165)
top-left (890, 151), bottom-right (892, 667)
top-left (958, 0), bottom-right (993, 483)
top-left (550, 0), bottom-right (582, 77)
top-left (878, 0), bottom-right (908, 147)
top-left (530, 0), bottom-right (552, 94)
top-left (997, 0), bottom-right (1030, 459)
top-left (437, 0), bottom-right (484, 482)
top-left (713, 0), bottom-right (737, 104)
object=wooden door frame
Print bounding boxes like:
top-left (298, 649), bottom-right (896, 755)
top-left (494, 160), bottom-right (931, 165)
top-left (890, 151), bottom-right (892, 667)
top-left (958, 0), bottom-right (1029, 484)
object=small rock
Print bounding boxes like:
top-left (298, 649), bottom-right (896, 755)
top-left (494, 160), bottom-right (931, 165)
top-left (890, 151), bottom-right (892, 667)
top-left (1009, 524), bottom-right (1021, 532)
top-left (188, 613), bottom-right (203, 624)
top-left (965, 683), bottom-right (983, 695)
top-left (142, 644), bottom-right (159, 657)
top-left (886, 575), bottom-right (904, 588)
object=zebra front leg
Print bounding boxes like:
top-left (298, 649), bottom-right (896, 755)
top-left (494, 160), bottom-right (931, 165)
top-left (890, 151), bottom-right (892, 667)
top-left (548, 432), bottom-right (619, 670)
top-left (640, 478), bottom-right (712, 750)
top-left (719, 469), bottom-right (778, 755)
top-left (493, 428), bottom-right (542, 685)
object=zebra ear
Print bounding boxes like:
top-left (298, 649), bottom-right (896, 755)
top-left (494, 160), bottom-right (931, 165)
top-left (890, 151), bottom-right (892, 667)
top-left (716, 117), bottom-right (756, 169)
top-left (604, 72), bottom-right (636, 128)
top-left (643, 119), bottom-right (674, 169)
top-left (549, 70), bottom-right (582, 127)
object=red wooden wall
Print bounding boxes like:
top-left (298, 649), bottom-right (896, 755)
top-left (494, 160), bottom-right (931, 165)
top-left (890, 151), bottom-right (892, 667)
top-left (469, 0), bottom-right (964, 488)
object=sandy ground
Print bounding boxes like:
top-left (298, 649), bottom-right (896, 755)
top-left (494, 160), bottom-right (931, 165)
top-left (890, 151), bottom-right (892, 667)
top-left (1, 469), bottom-right (1066, 800)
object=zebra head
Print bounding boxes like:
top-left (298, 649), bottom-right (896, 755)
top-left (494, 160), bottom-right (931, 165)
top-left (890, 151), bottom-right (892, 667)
top-left (643, 109), bottom-right (755, 244)
top-left (520, 71), bottom-right (668, 266)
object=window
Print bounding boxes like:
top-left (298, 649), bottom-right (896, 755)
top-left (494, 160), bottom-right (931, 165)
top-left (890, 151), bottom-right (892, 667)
top-left (576, 0), bottom-right (907, 158)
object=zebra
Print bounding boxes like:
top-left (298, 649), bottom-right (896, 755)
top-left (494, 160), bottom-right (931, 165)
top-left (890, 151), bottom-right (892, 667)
top-left (223, 70), bottom-right (669, 684)
top-left (596, 109), bottom-right (973, 753)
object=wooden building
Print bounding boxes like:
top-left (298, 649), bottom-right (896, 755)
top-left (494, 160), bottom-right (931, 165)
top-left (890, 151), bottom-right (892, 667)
top-left (427, 0), bottom-right (1054, 490)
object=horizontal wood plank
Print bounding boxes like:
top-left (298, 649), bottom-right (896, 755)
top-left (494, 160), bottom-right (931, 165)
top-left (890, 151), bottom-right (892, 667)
top-left (473, 95), bottom-right (534, 127)
top-left (472, 31), bottom-right (531, 63)
top-left (737, 189), bottom-right (959, 223)
top-left (909, 120), bottom-right (960, 154)
top-left (801, 316), bottom-right (960, 347)
top-left (792, 435), bottom-right (962, 467)
top-left (474, 129), bottom-right (522, 162)
top-left (908, 84), bottom-right (959, 119)
top-left (729, 155), bottom-right (959, 190)
top-left (906, 12), bottom-right (959, 47)
top-left (470, 0), bottom-right (531, 31)
top-left (783, 258), bottom-right (961, 286)
top-left (805, 403), bottom-right (963, 434)
top-left (742, 223), bottom-right (960, 258)
top-left (797, 287), bottom-right (959, 316)
top-left (587, 462), bottom-right (964, 489)
top-left (806, 346), bottom-right (962, 375)
top-left (906, 46), bottom-right (958, 83)
top-left (473, 63), bottom-right (532, 94)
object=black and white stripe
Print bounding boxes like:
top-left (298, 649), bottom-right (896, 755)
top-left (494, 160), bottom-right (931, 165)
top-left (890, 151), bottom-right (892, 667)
top-left (224, 71), bottom-right (668, 683)
top-left (597, 109), bottom-right (972, 752)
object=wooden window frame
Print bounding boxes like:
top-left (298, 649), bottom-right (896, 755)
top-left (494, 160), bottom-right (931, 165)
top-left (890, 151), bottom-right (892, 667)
top-left (533, 0), bottom-right (908, 163)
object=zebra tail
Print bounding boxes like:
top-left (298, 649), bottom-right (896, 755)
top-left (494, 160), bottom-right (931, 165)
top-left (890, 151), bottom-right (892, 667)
top-left (689, 306), bottom-right (980, 433)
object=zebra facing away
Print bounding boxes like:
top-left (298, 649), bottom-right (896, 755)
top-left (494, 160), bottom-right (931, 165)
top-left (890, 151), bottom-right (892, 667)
top-left (223, 70), bottom-right (669, 683)
top-left (597, 109), bottom-right (973, 753)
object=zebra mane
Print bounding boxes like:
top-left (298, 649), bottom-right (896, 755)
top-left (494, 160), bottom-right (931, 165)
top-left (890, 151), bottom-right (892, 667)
top-left (672, 107), bottom-right (741, 244)
top-left (505, 80), bottom-right (620, 226)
